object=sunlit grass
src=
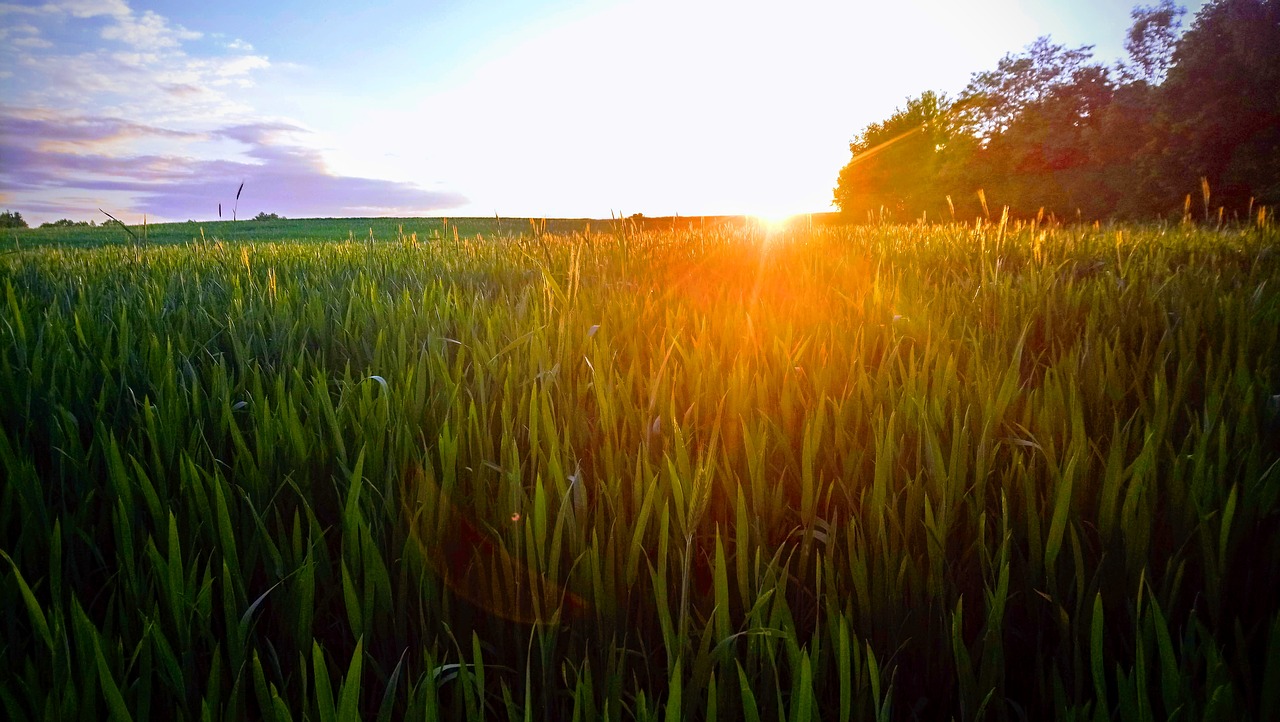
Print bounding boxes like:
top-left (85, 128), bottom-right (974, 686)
top-left (1, 219), bottom-right (1278, 720)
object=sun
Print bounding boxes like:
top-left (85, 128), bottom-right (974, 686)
top-left (751, 211), bottom-right (799, 234)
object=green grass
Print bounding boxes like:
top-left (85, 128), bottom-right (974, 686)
top-left (1, 219), bottom-right (1278, 720)
top-left (1, 214), bottom-right (779, 251)
top-left (1, 216), bottom-right (598, 250)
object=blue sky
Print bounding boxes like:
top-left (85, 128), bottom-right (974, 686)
top-left (0, 0), bottom-right (1208, 225)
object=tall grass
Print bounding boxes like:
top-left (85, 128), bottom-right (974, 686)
top-left (1, 221), bottom-right (1278, 720)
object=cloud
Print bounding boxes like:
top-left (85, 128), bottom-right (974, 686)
top-left (0, 109), bottom-right (466, 221)
top-left (12, 35), bottom-right (53, 48)
top-left (51, 0), bottom-right (130, 19)
top-left (2, 1), bottom-right (269, 123)
top-left (0, 0), bottom-right (128, 19)
top-left (0, 0), bottom-right (466, 223)
top-left (100, 9), bottom-right (201, 49)
top-left (0, 20), bottom-right (50, 47)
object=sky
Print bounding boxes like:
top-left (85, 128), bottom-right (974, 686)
top-left (0, 0), bottom-right (1210, 225)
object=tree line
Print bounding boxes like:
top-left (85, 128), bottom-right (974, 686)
top-left (833, 0), bottom-right (1280, 223)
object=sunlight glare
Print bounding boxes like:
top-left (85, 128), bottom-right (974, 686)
top-left (752, 211), bottom-right (798, 235)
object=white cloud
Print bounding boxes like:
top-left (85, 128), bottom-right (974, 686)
top-left (199, 54), bottom-right (272, 86)
top-left (13, 35), bottom-right (53, 48)
top-left (1, 0), bottom-right (272, 175)
top-left (3, 0), bottom-right (269, 125)
top-left (0, 3), bottom-right (42, 15)
top-left (0, 20), bottom-right (50, 46)
top-left (101, 9), bottom-right (201, 48)
top-left (0, 0), bottom-right (467, 224)
top-left (0, 20), bottom-right (47, 45)
top-left (0, 0), bottom-right (129, 18)
top-left (45, 0), bottom-right (130, 19)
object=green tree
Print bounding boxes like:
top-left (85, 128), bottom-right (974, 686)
top-left (1092, 2), bottom-right (1186, 217)
top-left (834, 1), bottom-right (1279, 222)
top-left (1123, 1), bottom-right (1187, 84)
top-left (1090, 81), bottom-right (1165, 217)
top-left (1155, 0), bottom-right (1280, 212)
top-left (958, 37), bottom-right (1105, 142)
top-left (833, 91), bottom-right (962, 221)
top-left (0, 210), bottom-right (28, 229)
top-left (957, 38), bottom-right (1116, 217)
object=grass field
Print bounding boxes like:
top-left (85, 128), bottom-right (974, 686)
top-left (2, 214), bottom-right (811, 251)
top-left (2, 218), bottom-right (1279, 720)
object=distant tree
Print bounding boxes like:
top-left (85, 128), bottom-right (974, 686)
top-left (1155, 0), bottom-right (1280, 210)
top-left (0, 210), bottom-right (28, 228)
top-left (1123, 1), bottom-right (1187, 84)
top-left (958, 37), bottom-right (1107, 143)
top-left (1091, 2), bottom-right (1188, 216)
top-left (1089, 80), bottom-right (1165, 216)
top-left (833, 91), bottom-right (964, 220)
top-left (834, 0), bottom-right (1278, 222)
top-left (965, 41), bottom-right (1116, 217)
top-left (860, 37), bottom-right (1119, 219)
top-left (252, 212), bottom-right (283, 221)
top-left (40, 219), bottom-right (95, 228)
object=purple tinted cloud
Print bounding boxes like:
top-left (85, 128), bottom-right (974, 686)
top-left (0, 2), bottom-right (467, 223)
top-left (0, 109), bottom-right (467, 221)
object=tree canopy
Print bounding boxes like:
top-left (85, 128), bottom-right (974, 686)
top-left (834, 0), bottom-right (1280, 222)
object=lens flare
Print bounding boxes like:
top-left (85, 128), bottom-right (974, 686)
top-left (751, 211), bottom-right (797, 235)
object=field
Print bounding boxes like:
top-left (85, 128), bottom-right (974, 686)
top-left (2, 218), bottom-right (1279, 720)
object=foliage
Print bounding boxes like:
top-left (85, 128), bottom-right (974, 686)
top-left (833, 91), bottom-right (961, 221)
top-left (253, 212), bottom-right (284, 221)
top-left (834, 0), bottom-right (1280, 222)
top-left (1123, 1), bottom-right (1187, 83)
top-left (1155, 0), bottom-right (1280, 212)
top-left (1, 220), bottom-right (1278, 720)
top-left (0, 210), bottom-right (28, 229)
top-left (39, 219), bottom-right (97, 228)
top-left (959, 37), bottom-right (1109, 143)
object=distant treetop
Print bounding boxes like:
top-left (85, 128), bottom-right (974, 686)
top-left (1, 210), bottom-right (28, 229)
top-left (834, 0), bottom-right (1280, 222)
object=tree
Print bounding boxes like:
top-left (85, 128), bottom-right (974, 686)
top-left (834, 1), bottom-right (1278, 222)
top-left (1155, 0), bottom-right (1280, 210)
top-left (252, 212), bottom-right (283, 221)
top-left (833, 91), bottom-right (963, 220)
top-left (958, 37), bottom-right (1107, 142)
top-left (0, 211), bottom-right (28, 229)
top-left (946, 38), bottom-right (1117, 217)
top-left (1123, 1), bottom-right (1187, 84)
top-left (1089, 81), bottom-right (1165, 217)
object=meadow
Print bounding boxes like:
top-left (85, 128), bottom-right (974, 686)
top-left (1, 218), bottom-right (1278, 720)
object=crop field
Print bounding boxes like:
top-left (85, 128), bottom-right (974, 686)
top-left (2, 219), bottom-right (1279, 720)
